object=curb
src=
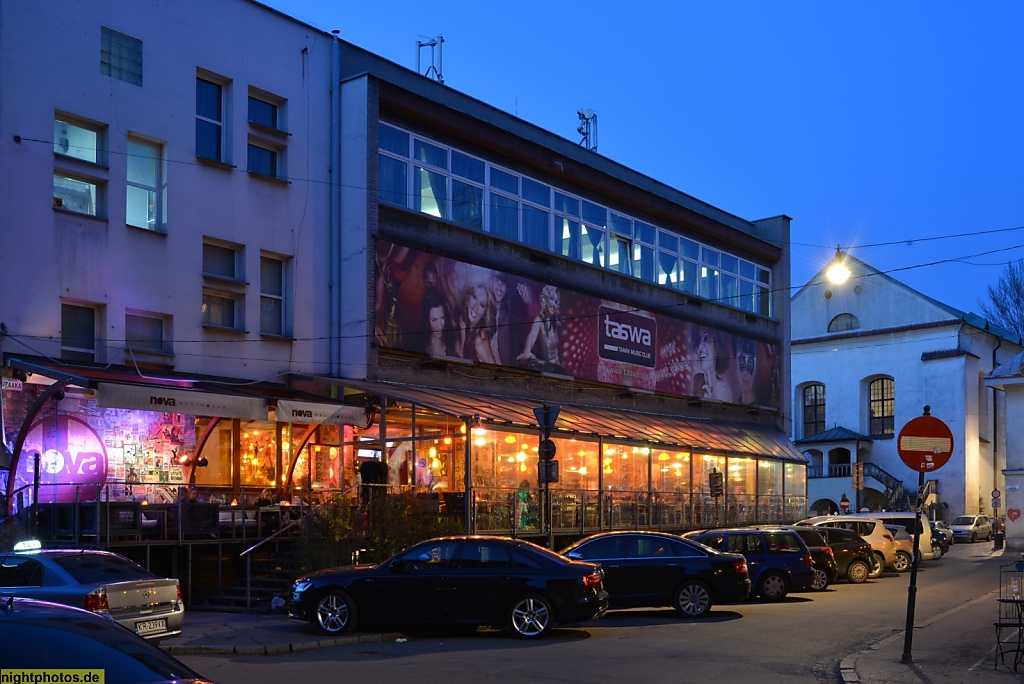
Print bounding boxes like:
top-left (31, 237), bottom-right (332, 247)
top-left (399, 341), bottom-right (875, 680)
top-left (162, 631), bottom-right (405, 656)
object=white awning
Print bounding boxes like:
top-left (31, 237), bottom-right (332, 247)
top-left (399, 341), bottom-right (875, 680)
top-left (97, 383), bottom-right (268, 420)
top-left (275, 399), bottom-right (368, 426)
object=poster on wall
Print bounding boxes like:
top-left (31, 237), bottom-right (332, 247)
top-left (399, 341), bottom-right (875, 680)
top-left (374, 239), bottom-right (780, 408)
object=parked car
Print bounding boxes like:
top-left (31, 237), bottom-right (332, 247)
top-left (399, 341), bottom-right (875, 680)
top-left (845, 511), bottom-right (937, 561)
top-left (810, 525), bottom-right (876, 583)
top-left (752, 526), bottom-right (835, 591)
top-left (688, 528), bottom-right (815, 601)
top-left (288, 536), bottom-right (609, 638)
top-left (0, 597), bottom-right (212, 682)
top-left (0, 540), bottom-right (184, 641)
top-left (560, 531), bottom-right (750, 617)
top-left (798, 515), bottom-right (897, 578)
top-left (884, 525), bottom-right (914, 572)
top-left (929, 521), bottom-right (951, 557)
top-left (950, 514), bottom-right (993, 543)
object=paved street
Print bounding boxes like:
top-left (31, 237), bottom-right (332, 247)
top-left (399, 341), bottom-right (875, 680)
top-left (174, 541), bottom-right (1020, 683)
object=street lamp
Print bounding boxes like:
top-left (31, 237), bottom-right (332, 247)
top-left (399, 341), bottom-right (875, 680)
top-left (826, 247), bottom-right (851, 285)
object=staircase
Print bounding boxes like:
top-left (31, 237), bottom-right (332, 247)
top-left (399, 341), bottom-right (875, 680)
top-left (862, 463), bottom-right (909, 510)
top-left (195, 541), bottom-right (298, 613)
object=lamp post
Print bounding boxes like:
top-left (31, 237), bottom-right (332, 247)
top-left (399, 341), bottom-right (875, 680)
top-left (826, 247), bottom-right (851, 285)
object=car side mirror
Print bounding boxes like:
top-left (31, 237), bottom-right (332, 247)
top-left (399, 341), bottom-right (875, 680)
top-left (566, 552), bottom-right (582, 560)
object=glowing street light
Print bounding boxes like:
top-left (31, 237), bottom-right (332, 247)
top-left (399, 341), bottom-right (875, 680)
top-left (826, 247), bottom-right (851, 285)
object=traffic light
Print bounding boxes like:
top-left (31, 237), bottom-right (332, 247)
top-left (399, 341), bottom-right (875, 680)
top-left (852, 463), bottom-right (864, 490)
top-left (710, 470), bottom-right (724, 497)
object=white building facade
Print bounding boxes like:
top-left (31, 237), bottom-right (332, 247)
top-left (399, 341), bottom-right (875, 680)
top-left (791, 254), bottom-right (1021, 524)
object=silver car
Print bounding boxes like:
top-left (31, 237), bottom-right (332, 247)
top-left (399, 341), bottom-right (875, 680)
top-left (949, 514), bottom-right (993, 543)
top-left (0, 541), bottom-right (184, 640)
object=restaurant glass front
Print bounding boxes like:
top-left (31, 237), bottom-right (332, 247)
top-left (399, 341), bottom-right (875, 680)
top-left (2, 379), bottom-right (806, 538)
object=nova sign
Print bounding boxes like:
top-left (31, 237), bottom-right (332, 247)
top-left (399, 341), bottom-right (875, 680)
top-left (598, 307), bottom-right (656, 368)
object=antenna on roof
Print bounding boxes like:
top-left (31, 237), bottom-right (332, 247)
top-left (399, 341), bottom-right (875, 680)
top-left (416, 36), bottom-right (444, 84)
top-left (577, 109), bottom-right (597, 151)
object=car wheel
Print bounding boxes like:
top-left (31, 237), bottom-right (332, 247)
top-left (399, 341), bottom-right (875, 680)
top-left (868, 552), bottom-right (885, 579)
top-left (758, 572), bottom-right (788, 602)
top-left (846, 559), bottom-right (870, 584)
top-left (810, 566), bottom-right (830, 592)
top-left (673, 580), bottom-right (712, 617)
top-left (508, 594), bottom-right (552, 638)
top-left (314, 590), bottom-right (357, 635)
top-left (893, 551), bottom-right (911, 573)
top-left (930, 543), bottom-right (943, 560)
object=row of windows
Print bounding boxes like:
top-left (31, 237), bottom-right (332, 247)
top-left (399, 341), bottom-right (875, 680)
top-left (801, 378), bottom-right (895, 439)
top-left (378, 123), bottom-right (774, 317)
top-left (60, 247), bottom-right (289, 361)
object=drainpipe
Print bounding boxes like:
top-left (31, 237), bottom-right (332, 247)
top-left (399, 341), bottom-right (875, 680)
top-left (992, 333), bottom-right (1002, 499)
top-left (329, 33), bottom-right (342, 376)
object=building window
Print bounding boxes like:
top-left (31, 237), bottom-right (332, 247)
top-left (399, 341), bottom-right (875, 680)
top-left (100, 27), bottom-right (142, 86)
top-left (61, 303), bottom-right (98, 362)
top-left (202, 291), bottom-right (242, 330)
top-left (202, 240), bottom-right (243, 281)
top-left (125, 312), bottom-right (169, 353)
top-left (248, 96), bottom-right (279, 131)
top-left (828, 313), bottom-right (860, 333)
top-left (196, 76), bottom-right (226, 162)
top-left (53, 174), bottom-right (101, 217)
top-left (260, 255), bottom-right (287, 337)
top-left (247, 140), bottom-right (280, 178)
top-left (869, 377), bottom-right (895, 437)
top-left (376, 122), bottom-right (774, 317)
top-left (803, 383), bottom-right (826, 438)
top-left (54, 116), bottom-right (104, 164)
top-left (126, 136), bottom-right (166, 232)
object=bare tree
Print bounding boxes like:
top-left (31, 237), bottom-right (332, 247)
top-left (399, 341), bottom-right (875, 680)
top-left (980, 258), bottom-right (1024, 337)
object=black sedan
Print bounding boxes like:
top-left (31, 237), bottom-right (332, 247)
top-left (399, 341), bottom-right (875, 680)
top-left (288, 536), bottom-right (608, 638)
top-left (560, 531), bottom-right (750, 617)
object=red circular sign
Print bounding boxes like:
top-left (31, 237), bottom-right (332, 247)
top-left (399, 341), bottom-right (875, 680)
top-left (897, 415), bottom-right (954, 472)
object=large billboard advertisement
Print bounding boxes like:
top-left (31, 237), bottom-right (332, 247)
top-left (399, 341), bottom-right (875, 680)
top-left (374, 239), bottom-right (780, 408)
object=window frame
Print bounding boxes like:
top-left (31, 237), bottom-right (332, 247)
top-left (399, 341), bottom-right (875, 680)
top-left (259, 254), bottom-right (288, 338)
top-left (125, 310), bottom-right (171, 355)
top-left (196, 74), bottom-right (229, 164)
top-left (868, 377), bottom-right (895, 438)
top-left (125, 135), bottom-right (166, 232)
top-left (202, 290), bottom-right (244, 331)
top-left (61, 302), bottom-right (99, 362)
top-left (802, 383), bottom-right (826, 438)
top-left (202, 240), bottom-right (244, 283)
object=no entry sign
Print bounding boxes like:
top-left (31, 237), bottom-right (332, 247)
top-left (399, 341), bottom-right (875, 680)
top-left (897, 414), bottom-right (954, 472)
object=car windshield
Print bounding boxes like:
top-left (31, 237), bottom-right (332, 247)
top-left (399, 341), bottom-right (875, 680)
top-left (951, 516), bottom-right (975, 525)
top-left (49, 553), bottom-right (155, 583)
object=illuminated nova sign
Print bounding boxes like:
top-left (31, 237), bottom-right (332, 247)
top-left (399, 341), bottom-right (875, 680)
top-left (20, 415), bottom-right (107, 504)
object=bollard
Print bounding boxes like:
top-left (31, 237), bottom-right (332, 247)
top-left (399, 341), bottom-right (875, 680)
top-left (994, 531), bottom-right (1005, 550)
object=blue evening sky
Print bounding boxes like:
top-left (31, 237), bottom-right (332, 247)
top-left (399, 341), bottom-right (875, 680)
top-left (266, 0), bottom-right (1024, 316)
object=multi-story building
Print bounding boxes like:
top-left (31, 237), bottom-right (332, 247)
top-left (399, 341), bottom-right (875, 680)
top-left (1, 0), bottom-right (802, 590)
top-left (792, 252), bottom-right (1021, 521)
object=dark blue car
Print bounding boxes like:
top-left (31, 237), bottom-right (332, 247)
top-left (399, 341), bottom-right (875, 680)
top-left (688, 528), bottom-right (815, 601)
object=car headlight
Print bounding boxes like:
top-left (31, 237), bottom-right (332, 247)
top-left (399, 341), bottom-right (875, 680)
top-left (293, 580), bottom-right (313, 594)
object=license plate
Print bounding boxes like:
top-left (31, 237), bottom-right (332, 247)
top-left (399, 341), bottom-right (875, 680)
top-left (135, 618), bottom-right (167, 635)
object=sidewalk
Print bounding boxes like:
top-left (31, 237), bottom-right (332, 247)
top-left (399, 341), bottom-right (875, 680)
top-left (164, 581), bottom-right (1024, 682)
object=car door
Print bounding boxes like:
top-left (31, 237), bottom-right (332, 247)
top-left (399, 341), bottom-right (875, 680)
top-left (724, 533), bottom-right (768, 586)
top-left (444, 540), bottom-right (519, 622)
top-left (585, 534), bottom-right (678, 607)
top-left (358, 540), bottom-right (459, 624)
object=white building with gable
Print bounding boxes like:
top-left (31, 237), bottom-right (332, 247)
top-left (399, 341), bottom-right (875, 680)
top-left (791, 253), bottom-right (1021, 524)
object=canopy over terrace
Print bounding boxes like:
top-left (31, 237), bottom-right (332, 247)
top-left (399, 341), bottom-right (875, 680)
top-left (304, 376), bottom-right (807, 534)
top-left (2, 356), bottom-right (369, 513)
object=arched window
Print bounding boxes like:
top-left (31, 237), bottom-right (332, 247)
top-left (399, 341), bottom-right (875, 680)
top-left (868, 377), bottom-right (895, 437)
top-left (828, 313), bottom-right (860, 333)
top-left (802, 383), bottom-right (826, 438)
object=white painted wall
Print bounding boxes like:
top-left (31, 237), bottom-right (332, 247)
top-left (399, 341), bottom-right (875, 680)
top-left (0, 0), bottom-right (335, 379)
